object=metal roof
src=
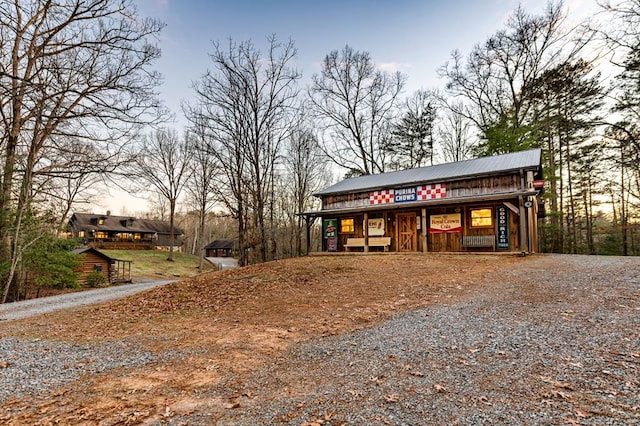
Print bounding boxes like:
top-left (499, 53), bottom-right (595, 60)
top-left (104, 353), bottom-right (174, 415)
top-left (315, 148), bottom-right (542, 196)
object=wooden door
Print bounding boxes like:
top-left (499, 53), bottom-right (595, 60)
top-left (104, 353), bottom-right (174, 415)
top-left (396, 213), bottom-right (417, 251)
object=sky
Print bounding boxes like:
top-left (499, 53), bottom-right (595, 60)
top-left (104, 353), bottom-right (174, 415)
top-left (102, 0), bottom-right (601, 215)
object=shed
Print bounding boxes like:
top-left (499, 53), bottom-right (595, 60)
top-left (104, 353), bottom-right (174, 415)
top-left (204, 239), bottom-right (236, 258)
top-left (72, 247), bottom-right (132, 284)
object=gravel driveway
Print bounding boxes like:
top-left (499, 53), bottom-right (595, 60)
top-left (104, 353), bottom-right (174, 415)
top-left (0, 278), bottom-right (175, 321)
top-left (0, 278), bottom-right (176, 407)
top-left (208, 255), bottom-right (640, 425)
top-left (0, 255), bottom-right (638, 425)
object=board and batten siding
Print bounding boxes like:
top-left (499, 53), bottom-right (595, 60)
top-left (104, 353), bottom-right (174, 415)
top-left (322, 174), bottom-right (521, 210)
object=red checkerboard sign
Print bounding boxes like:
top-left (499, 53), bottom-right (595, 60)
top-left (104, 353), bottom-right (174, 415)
top-left (417, 183), bottom-right (446, 200)
top-left (370, 189), bottom-right (394, 205)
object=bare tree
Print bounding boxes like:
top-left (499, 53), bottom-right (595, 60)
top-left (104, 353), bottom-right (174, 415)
top-left (438, 2), bottom-right (590, 149)
top-left (132, 128), bottom-right (193, 261)
top-left (597, 0), bottom-right (640, 56)
top-left (187, 36), bottom-right (301, 265)
top-left (593, 1), bottom-right (640, 255)
top-left (437, 103), bottom-right (475, 163)
top-left (31, 136), bottom-right (118, 229)
top-left (0, 0), bottom-right (163, 302)
top-left (309, 45), bottom-right (405, 176)
top-left (184, 116), bottom-right (220, 270)
top-left (43, 173), bottom-right (104, 231)
top-left (283, 113), bottom-right (328, 255)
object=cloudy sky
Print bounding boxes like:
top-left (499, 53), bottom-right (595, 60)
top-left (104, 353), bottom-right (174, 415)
top-left (108, 0), bottom-right (600, 214)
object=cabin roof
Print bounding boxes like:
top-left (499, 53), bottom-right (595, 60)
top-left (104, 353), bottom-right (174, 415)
top-left (68, 213), bottom-right (184, 235)
top-left (315, 148), bottom-right (542, 196)
top-left (204, 239), bottom-right (235, 250)
top-left (71, 247), bottom-right (115, 261)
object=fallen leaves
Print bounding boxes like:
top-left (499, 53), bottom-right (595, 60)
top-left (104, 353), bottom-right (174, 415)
top-left (384, 394), bottom-right (399, 403)
top-left (301, 412), bottom-right (334, 426)
top-left (540, 376), bottom-right (576, 391)
top-left (433, 384), bottom-right (447, 393)
top-left (2, 255), bottom-right (637, 425)
top-left (223, 402), bottom-right (240, 409)
top-left (402, 364), bottom-right (425, 377)
top-left (540, 376), bottom-right (577, 401)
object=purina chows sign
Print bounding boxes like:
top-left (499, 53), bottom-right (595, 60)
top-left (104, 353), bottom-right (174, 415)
top-left (394, 187), bottom-right (417, 203)
top-left (369, 184), bottom-right (447, 205)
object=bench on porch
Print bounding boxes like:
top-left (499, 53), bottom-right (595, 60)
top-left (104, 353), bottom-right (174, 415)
top-left (462, 235), bottom-right (495, 250)
top-left (345, 236), bottom-right (392, 251)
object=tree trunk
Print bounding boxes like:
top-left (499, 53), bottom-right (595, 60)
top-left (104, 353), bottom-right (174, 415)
top-left (168, 200), bottom-right (176, 261)
top-left (198, 200), bottom-right (206, 270)
top-left (565, 133), bottom-right (577, 254)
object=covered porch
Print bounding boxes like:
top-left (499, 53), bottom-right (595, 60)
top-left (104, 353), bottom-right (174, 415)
top-left (305, 193), bottom-right (537, 254)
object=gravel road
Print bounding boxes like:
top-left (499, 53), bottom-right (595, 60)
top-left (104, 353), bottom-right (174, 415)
top-left (0, 278), bottom-right (176, 406)
top-left (0, 278), bottom-right (175, 322)
top-left (204, 255), bottom-right (640, 425)
top-left (1, 255), bottom-right (639, 425)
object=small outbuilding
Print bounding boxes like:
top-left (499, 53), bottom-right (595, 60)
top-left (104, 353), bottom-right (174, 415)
top-left (301, 149), bottom-right (544, 254)
top-left (72, 247), bottom-right (132, 284)
top-left (204, 239), bottom-right (236, 258)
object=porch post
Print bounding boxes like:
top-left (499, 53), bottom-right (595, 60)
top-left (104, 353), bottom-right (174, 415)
top-left (363, 212), bottom-right (369, 252)
top-left (529, 195), bottom-right (538, 253)
top-left (421, 208), bottom-right (428, 252)
top-left (519, 195), bottom-right (527, 253)
top-left (305, 215), bottom-right (312, 255)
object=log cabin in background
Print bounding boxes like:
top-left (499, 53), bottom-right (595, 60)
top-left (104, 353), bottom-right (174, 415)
top-left (302, 149), bottom-right (544, 254)
top-left (71, 247), bottom-right (132, 284)
top-left (67, 212), bottom-right (184, 251)
top-left (204, 239), bottom-right (236, 258)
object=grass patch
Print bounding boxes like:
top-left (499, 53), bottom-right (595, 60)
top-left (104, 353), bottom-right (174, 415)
top-left (100, 249), bottom-right (217, 278)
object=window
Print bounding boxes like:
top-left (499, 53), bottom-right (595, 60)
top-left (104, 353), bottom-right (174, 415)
top-left (93, 265), bottom-right (103, 272)
top-left (340, 218), bottom-right (355, 233)
top-left (98, 217), bottom-right (105, 225)
top-left (471, 208), bottom-right (493, 227)
top-left (95, 231), bottom-right (108, 239)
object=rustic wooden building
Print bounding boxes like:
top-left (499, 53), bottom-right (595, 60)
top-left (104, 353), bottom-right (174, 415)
top-left (204, 239), bottom-right (236, 258)
top-left (71, 247), bottom-right (132, 284)
top-left (303, 149), bottom-right (543, 254)
top-left (67, 213), bottom-right (184, 251)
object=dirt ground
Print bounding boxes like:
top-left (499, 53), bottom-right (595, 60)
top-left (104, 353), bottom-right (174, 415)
top-left (0, 253), bottom-right (628, 424)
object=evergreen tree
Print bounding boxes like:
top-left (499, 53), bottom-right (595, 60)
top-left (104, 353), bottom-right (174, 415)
top-left (475, 110), bottom-right (539, 156)
top-left (528, 60), bottom-right (604, 253)
top-left (23, 236), bottom-right (81, 292)
top-left (385, 91), bottom-right (436, 170)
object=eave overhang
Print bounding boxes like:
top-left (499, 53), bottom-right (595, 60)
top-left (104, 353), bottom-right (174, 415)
top-left (300, 189), bottom-right (538, 218)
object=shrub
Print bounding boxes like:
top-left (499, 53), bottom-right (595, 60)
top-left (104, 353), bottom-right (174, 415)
top-left (85, 271), bottom-right (108, 288)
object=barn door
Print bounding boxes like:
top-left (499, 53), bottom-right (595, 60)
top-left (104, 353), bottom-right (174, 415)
top-left (397, 213), bottom-right (416, 251)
